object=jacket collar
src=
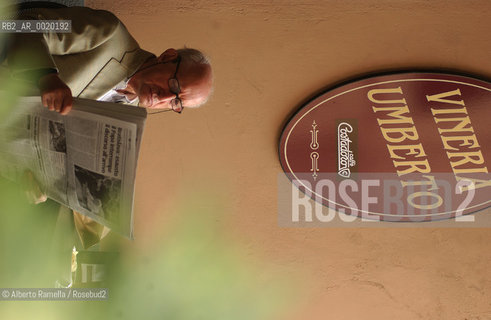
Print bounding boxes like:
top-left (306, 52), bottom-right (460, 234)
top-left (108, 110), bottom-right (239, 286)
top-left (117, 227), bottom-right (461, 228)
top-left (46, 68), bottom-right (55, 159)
top-left (78, 49), bottom-right (155, 100)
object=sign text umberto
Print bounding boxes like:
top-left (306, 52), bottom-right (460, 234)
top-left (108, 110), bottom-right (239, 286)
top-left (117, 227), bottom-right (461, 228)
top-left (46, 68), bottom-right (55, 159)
top-left (279, 73), bottom-right (490, 222)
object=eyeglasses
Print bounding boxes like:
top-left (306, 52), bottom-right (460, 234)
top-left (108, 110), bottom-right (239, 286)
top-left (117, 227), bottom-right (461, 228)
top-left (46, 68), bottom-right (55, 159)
top-left (168, 55), bottom-right (183, 114)
top-left (146, 55), bottom-right (183, 115)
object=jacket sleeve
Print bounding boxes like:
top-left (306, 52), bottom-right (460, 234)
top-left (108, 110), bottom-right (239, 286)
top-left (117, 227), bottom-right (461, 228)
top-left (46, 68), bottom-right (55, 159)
top-left (6, 7), bottom-right (121, 80)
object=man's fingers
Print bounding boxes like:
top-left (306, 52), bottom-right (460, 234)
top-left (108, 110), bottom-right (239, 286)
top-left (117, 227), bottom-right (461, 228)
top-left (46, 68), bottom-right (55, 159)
top-left (60, 95), bottom-right (73, 115)
top-left (38, 73), bottom-right (73, 115)
top-left (42, 93), bottom-right (55, 111)
top-left (41, 95), bottom-right (48, 107)
top-left (53, 97), bottom-right (62, 112)
top-left (40, 90), bottom-right (73, 114)
top-left (47, 97), bottom-right (54, 111)
top-left (23, 170), bottom-right (47, 205)
top-left (60, 105), bottom-right (72, 115)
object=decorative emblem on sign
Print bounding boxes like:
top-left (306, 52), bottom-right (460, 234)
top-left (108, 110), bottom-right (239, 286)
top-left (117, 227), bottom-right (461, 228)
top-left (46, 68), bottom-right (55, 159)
top-left (279, 72), bottom-right (491, 222)
top-left (337, 122), bottom-right (356, 178)
top-left (310, 121), bottom-right (319, 180)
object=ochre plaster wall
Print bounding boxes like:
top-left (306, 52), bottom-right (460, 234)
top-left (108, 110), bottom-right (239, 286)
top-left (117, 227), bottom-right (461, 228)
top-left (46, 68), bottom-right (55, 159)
top-left (88, 1), bottom-right (491, 319)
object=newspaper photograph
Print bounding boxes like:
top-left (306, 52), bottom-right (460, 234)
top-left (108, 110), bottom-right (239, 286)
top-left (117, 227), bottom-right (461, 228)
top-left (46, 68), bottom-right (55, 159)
top-left (0, 97), bottom-right (147, 238)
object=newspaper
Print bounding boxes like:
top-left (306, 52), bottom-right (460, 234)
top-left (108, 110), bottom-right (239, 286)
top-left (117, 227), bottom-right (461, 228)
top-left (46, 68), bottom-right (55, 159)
top-left (0, 97), bottom-right (147, 238)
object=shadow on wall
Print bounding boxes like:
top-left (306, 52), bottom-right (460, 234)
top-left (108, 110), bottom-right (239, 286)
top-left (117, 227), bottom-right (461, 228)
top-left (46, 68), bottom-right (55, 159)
top-left (14, 0), bottom-right (84, 6)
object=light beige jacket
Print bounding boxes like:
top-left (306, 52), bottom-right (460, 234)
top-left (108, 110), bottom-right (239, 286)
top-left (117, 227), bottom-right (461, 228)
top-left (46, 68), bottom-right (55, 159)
top-left (8, 6), bottom-right (154, 100)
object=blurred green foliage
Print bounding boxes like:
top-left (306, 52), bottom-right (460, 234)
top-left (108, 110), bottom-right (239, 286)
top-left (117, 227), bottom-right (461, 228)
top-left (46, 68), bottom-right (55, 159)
top-left (0, 184), bottom-right (294, 320)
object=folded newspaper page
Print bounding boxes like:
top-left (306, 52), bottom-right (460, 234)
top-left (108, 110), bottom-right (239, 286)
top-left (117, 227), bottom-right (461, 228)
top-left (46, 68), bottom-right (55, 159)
top-left (0, 97), bottom-right (147, 238)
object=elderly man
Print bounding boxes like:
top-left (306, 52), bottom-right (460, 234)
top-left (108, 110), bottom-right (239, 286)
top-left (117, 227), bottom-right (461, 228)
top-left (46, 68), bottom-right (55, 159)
top-left (5, 5), bottom-right (213, 249)
top-left (7, 6), bottom-right (213, 114)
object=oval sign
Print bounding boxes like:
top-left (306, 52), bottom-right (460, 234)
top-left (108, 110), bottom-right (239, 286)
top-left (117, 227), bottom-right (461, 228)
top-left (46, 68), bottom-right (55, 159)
top-left (279, 72), bottom-right (491, 222)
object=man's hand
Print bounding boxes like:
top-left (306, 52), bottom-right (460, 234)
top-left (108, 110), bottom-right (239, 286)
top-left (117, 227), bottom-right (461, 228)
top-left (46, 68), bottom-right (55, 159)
top-left (23, 170), bottom-right (47, 205)
top-left (38, 73), bottom-right (73, 115)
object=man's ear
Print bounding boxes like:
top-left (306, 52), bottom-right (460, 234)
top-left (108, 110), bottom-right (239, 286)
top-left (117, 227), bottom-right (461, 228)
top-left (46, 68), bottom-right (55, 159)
top-left (157, 48), bottom-right (178, 63)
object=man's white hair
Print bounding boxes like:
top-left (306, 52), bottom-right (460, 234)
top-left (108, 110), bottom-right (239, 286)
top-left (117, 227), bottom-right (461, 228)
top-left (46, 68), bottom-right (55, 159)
top-left (177, 48), bottom-right (213, 107)
top-left (177, 48), bottom-right (211, 67)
